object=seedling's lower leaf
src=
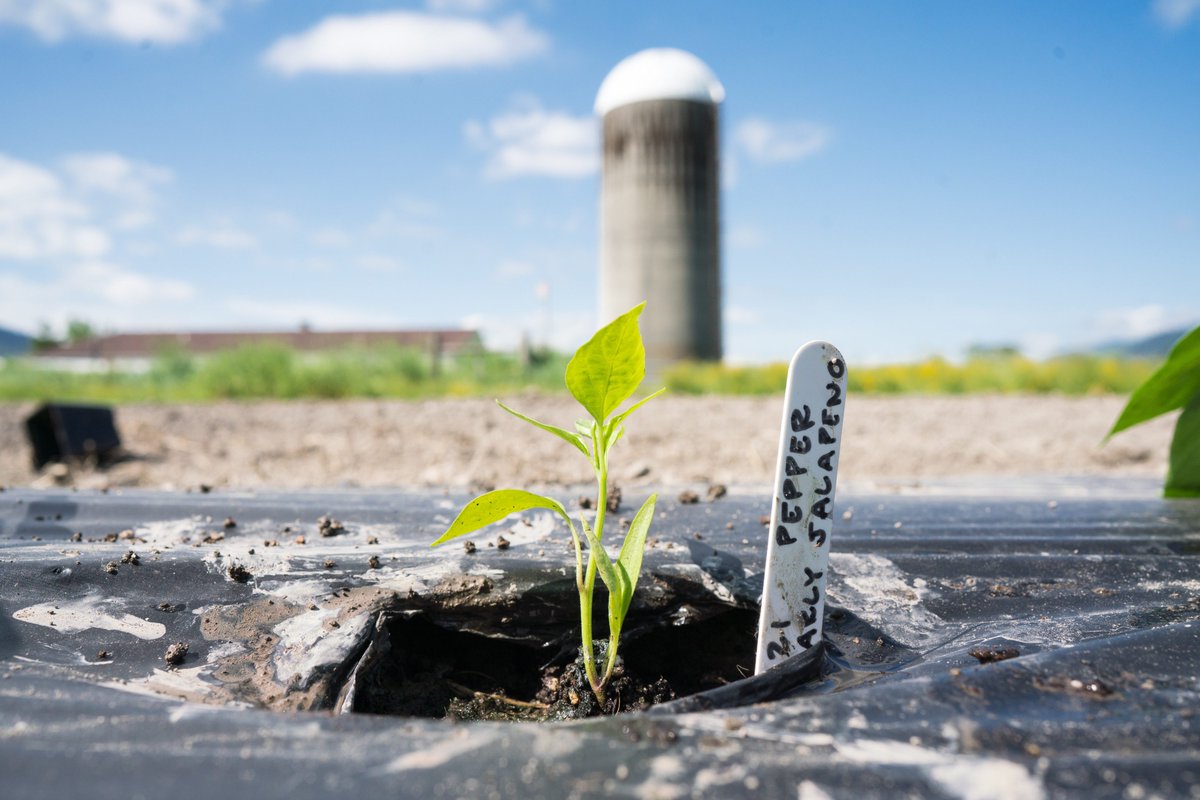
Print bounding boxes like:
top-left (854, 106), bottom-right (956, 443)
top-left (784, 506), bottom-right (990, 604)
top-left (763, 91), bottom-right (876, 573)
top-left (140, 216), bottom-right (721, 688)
top-left (1109, 326), bottom-right (1200, 437)
top-left (614, 494), bottom-right (657, 619)
top-left (431, 489), bottom-right (569, 546)
top-left (1166, 394), bottom-right (1200, 498)
top-left (566, 303), bottom-right (646, 424)
top-left (496, 400), bottom-right (590, 457)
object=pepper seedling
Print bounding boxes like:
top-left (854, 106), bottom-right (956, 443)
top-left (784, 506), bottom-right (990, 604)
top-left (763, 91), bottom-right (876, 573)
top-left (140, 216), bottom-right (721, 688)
top-left (430, 303), bottom-right (663, 704)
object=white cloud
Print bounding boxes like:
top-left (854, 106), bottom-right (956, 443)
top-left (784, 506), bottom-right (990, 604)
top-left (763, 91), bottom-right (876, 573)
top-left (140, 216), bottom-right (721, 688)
top-left (1153, 0), bottom-right (1200, 29)
top-left (426, 0), bottom-right (498, 12)
top-left (0, 265), bottom-right (195, 333)
top-left (63, 262), bottom-right (194, 304)
top-left (735, 118), bottom-right (832, 164)
top-left (462, 309), bottom-right (596, 353)
top-left (177, 222), bottom-right (257, 249)
top-left (224, 298), bottom-right (398, 329)
top-left (0, 153), bottom-right (110, 260)
top-left (1089, 304), bottom-right (1198, 341)
top-left (467, 101), bottom-right (598, 179)
top-left (60, 152), bottom-right (172, 230)
top-left (262, 12), bottom-right (547, 76)
top-left (60, 152), bottom-right (172, 205)
top-left (0, 0), bottom-right (229, 45)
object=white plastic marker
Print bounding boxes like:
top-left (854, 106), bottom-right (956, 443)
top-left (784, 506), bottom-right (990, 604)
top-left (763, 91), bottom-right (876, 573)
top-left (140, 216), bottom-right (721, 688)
top-left (754, 341), bottom-right (846, 674)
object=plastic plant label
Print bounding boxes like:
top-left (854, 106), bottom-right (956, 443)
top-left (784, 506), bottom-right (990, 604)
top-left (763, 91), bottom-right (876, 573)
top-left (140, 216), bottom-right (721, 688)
top-left (754, 341), bottom-right (846, 674)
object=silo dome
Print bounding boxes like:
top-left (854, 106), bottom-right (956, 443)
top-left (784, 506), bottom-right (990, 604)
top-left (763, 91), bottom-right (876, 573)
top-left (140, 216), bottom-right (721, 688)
top-left (594, 48), bottom-right (725, 116)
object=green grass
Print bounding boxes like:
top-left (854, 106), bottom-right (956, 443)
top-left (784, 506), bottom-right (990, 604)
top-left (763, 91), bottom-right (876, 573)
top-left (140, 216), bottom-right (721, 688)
top-left (663, 354), bottom-right (1161, 397)
top-left (0, 346), bottom-right (1161, 404)
top-left (0, 343), bottom-right (570, 404)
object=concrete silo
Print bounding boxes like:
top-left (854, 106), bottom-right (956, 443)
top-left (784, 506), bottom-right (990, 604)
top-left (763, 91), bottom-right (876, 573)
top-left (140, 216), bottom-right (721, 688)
top-left (595, 48), bottom-right (725, 366)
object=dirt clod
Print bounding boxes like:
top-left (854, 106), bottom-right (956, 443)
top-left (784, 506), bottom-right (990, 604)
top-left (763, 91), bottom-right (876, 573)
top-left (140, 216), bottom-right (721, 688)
top-left (678, 490), bottom-right (700, 504)
top-left (607, 486), bottom-right (622, 513)
top-left (223, 517), bottom-right (237, 529)
top-left (318, 515), bottom-right (345, 537)
top-left (228, 564), bottom-right (252, 583)
top-left (97, 650), bottom-right (111, 660)
top-left (706, 484), bottom-right (727, 501)
top-left (323, 558), bottom-right (336, 570)
top-left (496, 535), bottom-right (510, 551)
top-left (464, 541), bottom-right (476, 554)
top-left (103, 561), bottom-right (118, 575)
top-left (120, 551), bottom-right (140, 566)
top-left (368, 555), bottom-right (381, 569)
top-left (968, 645), bottom-right (1020, 664)
top-left (164, 642), bottom-right (188, 666)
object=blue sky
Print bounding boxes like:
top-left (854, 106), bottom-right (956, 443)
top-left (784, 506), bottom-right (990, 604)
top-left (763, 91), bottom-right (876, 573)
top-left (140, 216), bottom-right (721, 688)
top-left (1, 0), bottom-right (1197, 364)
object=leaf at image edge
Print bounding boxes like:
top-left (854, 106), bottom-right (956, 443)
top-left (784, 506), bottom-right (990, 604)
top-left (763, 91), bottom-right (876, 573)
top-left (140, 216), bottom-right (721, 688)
top-left (1109, 325), bottom-right (1200, 437)
top-left (431, 489), bottom-right (567, 546)
top-left (1165, 394), bottom-right (1200, 498)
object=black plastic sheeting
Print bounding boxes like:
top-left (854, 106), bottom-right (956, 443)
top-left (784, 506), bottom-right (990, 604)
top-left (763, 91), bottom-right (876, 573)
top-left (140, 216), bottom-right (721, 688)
top-left (1, 483), bottom-right (1198, 799)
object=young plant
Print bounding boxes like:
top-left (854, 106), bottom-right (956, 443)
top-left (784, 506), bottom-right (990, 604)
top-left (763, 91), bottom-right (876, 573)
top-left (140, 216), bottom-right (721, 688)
top-left (1108, 323), bottom-right (1200, 498)
top-left (430, 303), bottom-right (664, 703)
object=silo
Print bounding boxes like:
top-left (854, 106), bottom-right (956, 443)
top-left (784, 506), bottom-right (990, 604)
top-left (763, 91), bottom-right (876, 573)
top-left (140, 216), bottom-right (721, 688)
top-left (595, 48), bottom-right (725, 366)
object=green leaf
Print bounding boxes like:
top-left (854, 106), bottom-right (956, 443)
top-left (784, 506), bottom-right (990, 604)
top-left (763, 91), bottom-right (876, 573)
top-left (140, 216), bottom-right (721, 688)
top-left (1109, 326), bottom-right (1200, 437)
top-left (431, 489), bottom-right (569, 546)
top-left (613, 494), bottom-right (656, 620)
top-left (496, 400), bottom-right (590, 458)
top-left (580, 515), bottom-right (619, 593)
top-left (565, 303), bottom-right (647, 424)
top-left (574, 420), bottom-right (594, 438)
top-left (609, 387), bottom-right (666, 430)
top-left (1166, 393), bottom-right (1200, 498)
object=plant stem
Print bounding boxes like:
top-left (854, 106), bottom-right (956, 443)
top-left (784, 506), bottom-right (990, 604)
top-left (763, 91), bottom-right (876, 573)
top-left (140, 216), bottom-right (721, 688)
top-left (582, 430), bottom-right (610, 703)
top-left (579, 551), bottom-right (602, 701)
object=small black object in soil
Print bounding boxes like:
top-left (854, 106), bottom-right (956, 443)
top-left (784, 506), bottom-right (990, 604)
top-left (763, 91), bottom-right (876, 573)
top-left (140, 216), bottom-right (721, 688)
top-left (368, 555), bottom-right (381, 569)
top-left (463, 541), bottom-right (476, 554)
top-left (228, 564), bottom-right (252, 583)
top-left (223, 517), bottom-right (237, 529)
top-left (120, 551), bottom-right (140, 566)
top-left (678, 490), bottom-right (700, 504)
top-left (103, 561), bottom-right (118, 575)
top-left (707, 484), bottom-right (727, 501)
top-left (496, 535), bottom-right (510, 550)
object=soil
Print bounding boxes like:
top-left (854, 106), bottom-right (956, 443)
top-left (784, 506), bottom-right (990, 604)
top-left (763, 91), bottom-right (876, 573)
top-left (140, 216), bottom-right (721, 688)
top-left (347, 598), bottom-right (760, 722)
top-left (0, 395), bottom-right (1176, 491)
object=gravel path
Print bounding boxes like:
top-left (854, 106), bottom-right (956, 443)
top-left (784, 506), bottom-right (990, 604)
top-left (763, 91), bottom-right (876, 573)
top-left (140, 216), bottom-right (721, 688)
top-left (0, 395), bottom-right (1174, 493)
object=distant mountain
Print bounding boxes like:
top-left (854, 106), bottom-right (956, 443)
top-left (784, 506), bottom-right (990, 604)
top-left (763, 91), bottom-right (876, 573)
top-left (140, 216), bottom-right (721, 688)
top-left (0, 325), bottom-right (33, 357)
top-left (1090, 326), bottom-right (1193, 358)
